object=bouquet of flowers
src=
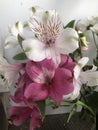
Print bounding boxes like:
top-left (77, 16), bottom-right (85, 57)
top-left (1, 6), bottom-right (98, 130)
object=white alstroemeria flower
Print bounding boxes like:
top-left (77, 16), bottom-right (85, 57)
top-left (4, 22), bottom-right (26, 63)
top-left (5, 21), bottom-right (24, 49)
top-left (63, 57), bottom-right (89, 100)
top-left (0, 55), bottom-right (22, 86)
top-left (80, 68), bottom-right (98, 86)
top-left (22, 7), bottom-right (79, 63)
top-left (76, 16), bottom-right (98, 33)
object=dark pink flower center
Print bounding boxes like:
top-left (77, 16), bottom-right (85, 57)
top-left (45, 76), bottom-right (53, 87)
top-left (11, 115), bottom-right (20, 120)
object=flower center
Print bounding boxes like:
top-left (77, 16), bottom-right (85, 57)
top-left (45, 76), bottom-right (53, 87)
top-left (46, 39), bottom-right (55, 46)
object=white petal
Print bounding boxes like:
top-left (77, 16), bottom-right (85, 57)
top-left (80, 71), bottom-right (98, 86)
top-left (74, 57), bottom-right (89, 80)
top-left (29, 6), bottom-right (44, 18)
top-left (0, 78), bottom-right (9, 92)
top-left (63, 79), bottom-right (81, 101)
top-left (90, 23), bottom-right (98, 34)
top-left (29, 6), bottom-right (58, 25)
top-left (10, 21), bottom-right (23, 37)
top-left (77, 57), bottom-right (89, 68)
top-left (5, 36), bottom-right (18, 49)
top-left (45, 48), bottom-right (61, 67)
top-left (22, 39), bottom-right (46, 61)
top-left (0, 54), bottom-right (9, 68)
top-left (56, 28), bottom-right (79, 54)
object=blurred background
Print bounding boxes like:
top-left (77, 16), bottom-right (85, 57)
top-left (0, 0), bottom-right (98, 40)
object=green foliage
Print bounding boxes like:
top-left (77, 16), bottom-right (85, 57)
top-left (65, 104), bottom-right (77, 125)
top-left (37, 100), bottom-right (46, 121)
top-left (17, 34), bottom-right (24, 47)
top-left (76, 100), bottom-right (95, 116)
top-left (86, 91), bottom-right (98, 113)
top-left (69, 49), bottom-right (81, 62)
top-left (13, 52), bottom-right (27, 60)
top-left (64, 20), bottom-right (75, 29)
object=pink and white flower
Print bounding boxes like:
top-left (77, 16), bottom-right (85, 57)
top-left (10, 72), bottom-right (32, 103)
top-left (24, 55), bottom-right (75, 104)
top-left (9, 106), bottom-right (41, 130)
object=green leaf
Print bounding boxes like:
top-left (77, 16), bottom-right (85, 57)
top-left (64, 20), bottom-right (75, 29)
top-left (76, 100), bottom-right (95, 116)
top-left (86, 91), bottom-right (98, 113)
top-left (13, 52), bottom-right (27, 60)
top-left (18, 34), bottom-right (24, 47)
top-left (37, 100), bottom-right (46, 121)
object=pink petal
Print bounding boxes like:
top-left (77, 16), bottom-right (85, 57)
top-left (60, 54), bottom-right (76, 71)
top-left (11, 73), bottom-right (32, 103)
top-left (18, 72), bottom-right (32, 87)
top-left (50, 68), bottom-right (74, 104)
top-left (26, 59), bottom-right (55, 83)
top-left (24, 83), bottom-right (48, 102)
top-left (26, 61), bottom-right (42, 81)
top-left (10, 86), bottom-right (25, 103)
top-left (9, 106), bottom-right (32, 126)
top-left (40, 58), bottom-right (56, 71)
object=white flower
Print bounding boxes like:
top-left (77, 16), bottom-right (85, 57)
top-left (76, 16), bottom-right (98, 33)
top-left (4, 22), bottom-right (26, 63)
top-left (63, 57), bottom-right (89, 100)
top-left (22, 7), bottom-right (79, 64)
top-left (5, 22), bottom-right (24, 49)
top-left (0, 55), bottom-right (22, 86)
top-left (80, 69), bottom-right (98, 86)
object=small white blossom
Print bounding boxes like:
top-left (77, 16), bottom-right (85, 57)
top-left (76, 16), bottom-right (98, 33)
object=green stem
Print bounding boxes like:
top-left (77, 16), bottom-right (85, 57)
top-left (76, 100), bottom-right (95, 116)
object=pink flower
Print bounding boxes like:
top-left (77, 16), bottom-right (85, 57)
top-left (11, 73), bottom-right (32, 103)
top-left (59, 54), bottom-right (76, 72)
top-left (9, 106), bottom-right (41, 130)
top-left (24, 55), bottom-right (75, 104)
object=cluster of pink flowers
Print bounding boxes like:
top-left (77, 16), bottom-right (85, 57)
top-left (9, 54), bottom-right (76, 130)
